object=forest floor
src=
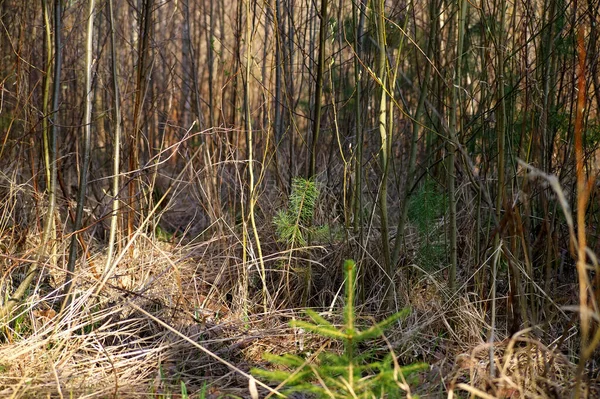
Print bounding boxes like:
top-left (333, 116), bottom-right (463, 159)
top-left (0, 232), bottom-right (597, 399)
top-left (0, 174), bottom-right (598, 398)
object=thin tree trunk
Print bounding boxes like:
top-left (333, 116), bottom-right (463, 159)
top-left (286, 0), bottom-right (296, 186)
top-left (41, 0), bottom-right (57, 265)
top-left (244, 0), bottom-right (268, 313)
top-left (574, 27), bottom-right (592, 399)
top-left (104, 0), bottom-right (122, 276)
top-left (307, 0), bottom-right (329, 179)
top-left (490, 0), bottom-right (506, 376)
top-left (230, 0), bottom-right (244, 127)
top-left (273, 0), bottom-right (283, 144)
top-left (62, 0), bottom-right (95, 310)
top-left (128, 0), bottom-right (153, 243)
top-left (0, 0), bottom-right (62, 318)
top-left (447, 0), bottom-right (467, 294)
top-left (372, 0), bottom-right (393, 309)
top-left (351, 0), bottom-right (366, 298)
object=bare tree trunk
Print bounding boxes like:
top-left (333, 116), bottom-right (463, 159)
top-left (230, 0), bottom-right (244, 127)
top-left (307, 0), bottom-right (329, 180)
top-left (62, 0), bottom-right (95, 310)
top-left (243, 0), bottom-right (268, 313)
top-left (373, 0), bottom-right (393, 309)
top-left (352, 0), bottom-right (366, 300)
top-left (0, 0), bottom-right (62, 318)
top-left (104, 0), bottom-right (122, 276)
top-left (128, 0), bottom-right (153, 243)
top-left (447, 0), bottom-right (467, 294)
top-left (204, 0), bottom-right (215, 126)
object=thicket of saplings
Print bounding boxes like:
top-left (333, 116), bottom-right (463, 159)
top-left (0, 0), bottom-right (599, 398)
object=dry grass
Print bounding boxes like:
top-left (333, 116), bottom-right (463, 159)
top-left (0, 162), bottom-right (598, 399)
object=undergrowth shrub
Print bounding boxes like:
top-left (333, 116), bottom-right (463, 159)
top-left (407, 180), bottom-right (446, 270)
top-left (252, 260), bottom-right (427, 398)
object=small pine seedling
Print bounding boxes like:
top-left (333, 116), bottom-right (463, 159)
top-left (252, 259), bottom-right (428, 398)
